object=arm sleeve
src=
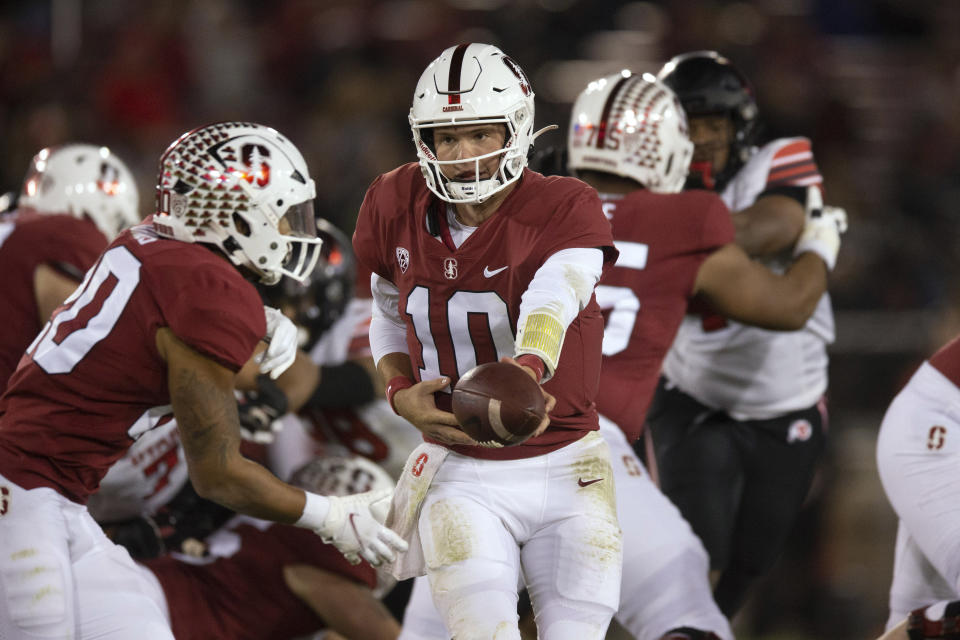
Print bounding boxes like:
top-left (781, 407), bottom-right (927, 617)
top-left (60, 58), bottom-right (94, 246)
top-left (369, 272), bottom-right (409, 365)
top-left (515, 247), bottom-right (604, 380)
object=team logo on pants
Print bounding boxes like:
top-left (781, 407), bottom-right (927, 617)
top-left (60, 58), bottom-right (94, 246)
top-left (412, 453), bottom-right (428, 477)
top-left (0, 486), bottom-right (9, 516)
top-left (928, 425), bottom-right (947, 450)
top-left (787, 419), bottom-right (813, 443)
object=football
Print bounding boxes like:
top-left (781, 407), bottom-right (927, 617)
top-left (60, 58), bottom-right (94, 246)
top-left (451, 361), bottom-right (546, 447)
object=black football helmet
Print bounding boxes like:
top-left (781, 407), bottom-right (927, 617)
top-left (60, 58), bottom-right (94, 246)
top-left (259, 217), bottom-right (356, 350)
top-left (657, 50), bottom-right (759, 191)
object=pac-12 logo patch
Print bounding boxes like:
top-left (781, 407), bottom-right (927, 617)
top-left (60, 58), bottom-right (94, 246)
top-left (396, 247), bottom-right (410, 273)
top-left (443, 257), bottom-right (458, 280)
top-left (787, 419), bottom-right (813, 443)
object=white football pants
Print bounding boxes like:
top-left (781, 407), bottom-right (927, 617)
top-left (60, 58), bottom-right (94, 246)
top-left (0, 475), bottom-right (173, 639)
top-left (877, 362), bottom-right (960, 630)
top-left (400, 421), bottom-right (732, 640)
top-left (412, 431), bottom-right (622, 640)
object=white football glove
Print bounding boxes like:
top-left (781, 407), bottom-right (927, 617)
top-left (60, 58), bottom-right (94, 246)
top-left (259, 306), bottom-right (298, 379)
top-left (316, 488), bottom-right (407, 566)
top-left (793, 186), bottom-right (848, 271)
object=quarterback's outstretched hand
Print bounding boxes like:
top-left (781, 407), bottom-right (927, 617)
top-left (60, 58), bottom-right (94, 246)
top-left (316, 488), bottom-right (408, 566)
top-left (260, 306), bottom-right (298, 379)
top-left (794, 186), bottom-right (848, 271)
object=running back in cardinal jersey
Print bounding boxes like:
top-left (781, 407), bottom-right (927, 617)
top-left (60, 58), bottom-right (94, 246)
top-left (0, 221), bottom-right (266, 503)
top-left (0, 212), bottom-right (108, 392)
top-left (353, 164), bottom-right (616, 460)
top-left (596, 189), bottom-right (733, 441)
top-left (662, 137), bottom-right (831, 419)
top-left (144, 516), bottom-right (376, 640)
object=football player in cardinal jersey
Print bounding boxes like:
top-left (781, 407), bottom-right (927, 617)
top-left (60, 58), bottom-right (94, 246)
top-left (571, 71), bottom-right (845, 640)
top-left (645, 50), bottom-right (841, 616)
top-left (353, 43), bottom-right (622, 639)
top-left (874, 335), bottom-right (960, 640)
top-left (0, 144), bottom-right (141, 392)
top-left (397, 71), bottom-right (845, 640)
top-left (0, 122), bottom-right (406, 640)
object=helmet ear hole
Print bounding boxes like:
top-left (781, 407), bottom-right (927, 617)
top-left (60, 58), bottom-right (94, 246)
top-left (232, 213), bottom-right (252, 237)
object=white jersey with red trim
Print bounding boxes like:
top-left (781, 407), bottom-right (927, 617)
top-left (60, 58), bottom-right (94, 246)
top-left (662, 137), bottom-right (833, 419)
top-left (86, 420), bottom-right (188, 523)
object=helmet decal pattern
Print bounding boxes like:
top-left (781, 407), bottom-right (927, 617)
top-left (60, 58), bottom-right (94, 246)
top-left (568, 72), bottom-right (693, 194)
top-left (502, 56), bottom-right (531, 96)
top-left (155, 122), bottom-right (320, 285)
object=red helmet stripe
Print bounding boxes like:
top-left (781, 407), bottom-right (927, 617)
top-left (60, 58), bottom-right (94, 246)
top-left (596, 75), bottom-right (631, 149)
top-left (446, 43), bottom-right (469, 105)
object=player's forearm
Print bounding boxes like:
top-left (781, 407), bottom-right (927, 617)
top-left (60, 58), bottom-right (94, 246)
top-left (732, 253), bottom-right (827, 331)
top-left (778, 251), bottom-right (829, 326)
top-left (176, 398), bottom-right (307, 522)
top-left (376, 351), bottom-right (414, 384)
top-left (190, 452), bottom-right (307, 523)
top-left (167, 345), bottom-right (307, 522)
top-left (733, 195), bottom-right (805, 257)
top-left (516, 248), bottom-right (603, 378)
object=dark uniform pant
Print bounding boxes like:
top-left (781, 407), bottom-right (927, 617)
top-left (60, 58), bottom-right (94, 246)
top-left (642, 377), bottom-right (826, 617)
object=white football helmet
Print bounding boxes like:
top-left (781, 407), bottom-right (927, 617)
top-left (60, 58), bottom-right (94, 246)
top-left (567, 71), bottom-right (694, 194)
top-left (409, 43), bottom-right (540, 203)
top-left (19, 143), bottom-right (140, 238)
top-left (154, 122), bottom-right (322, 286)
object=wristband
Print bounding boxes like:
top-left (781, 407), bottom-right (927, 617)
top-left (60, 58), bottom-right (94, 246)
top-left (515, 354), bottom-right (546, 383)
top-left (386, 375), bottom-right (414, 415)
top-left (294, 491), bottom-right (330, 531)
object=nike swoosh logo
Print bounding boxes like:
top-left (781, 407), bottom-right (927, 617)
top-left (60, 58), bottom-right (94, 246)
top-left (348, 513), bottom-right (362, 542)
top-left (578, 478), bottom-right (603, 487)
top-left (483, 265), bottom-right (508, 278)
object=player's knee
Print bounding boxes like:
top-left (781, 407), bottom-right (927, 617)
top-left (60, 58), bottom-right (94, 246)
top-left (907, 600), bottom-right (960, 639)
top-left (536, 598), bottom-right (617, 640)
top-left (428, 560), bottom-right (520, 639)
top-left (442, 590), bottom-right (520, 640)
top-left (553, 516), bottom-right (622, 609)
top-left (660, 627), bottom-right (722, 640)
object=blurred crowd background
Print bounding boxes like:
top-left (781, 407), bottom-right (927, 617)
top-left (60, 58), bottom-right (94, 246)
top-left (2, 1), bottom-right (959, 638)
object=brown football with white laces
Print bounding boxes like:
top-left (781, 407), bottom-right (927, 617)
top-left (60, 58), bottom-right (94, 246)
top-left (451, 362), bottom-right (546, 447)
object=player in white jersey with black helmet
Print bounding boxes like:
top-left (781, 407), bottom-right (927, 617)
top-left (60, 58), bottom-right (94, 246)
top-left (646, 51), bottom-right (838, 617)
